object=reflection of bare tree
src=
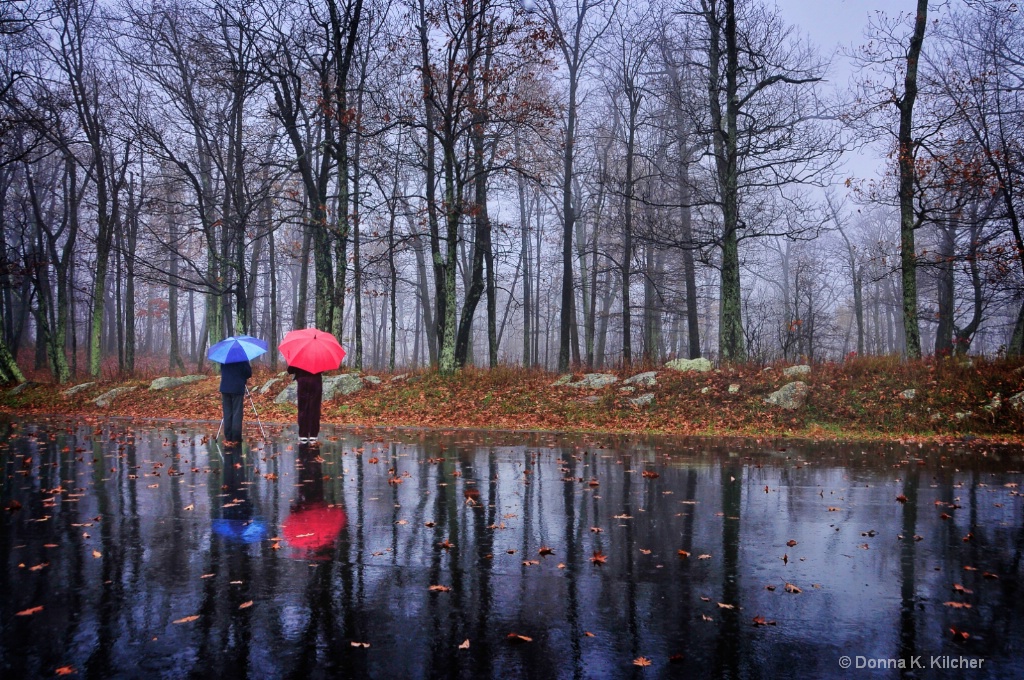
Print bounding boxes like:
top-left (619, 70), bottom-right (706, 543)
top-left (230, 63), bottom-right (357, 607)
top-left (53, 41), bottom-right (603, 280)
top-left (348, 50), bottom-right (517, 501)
top-left (713, 461), bottom-right (742, 678)
top-left (897, 467), bottom-right (920, 668)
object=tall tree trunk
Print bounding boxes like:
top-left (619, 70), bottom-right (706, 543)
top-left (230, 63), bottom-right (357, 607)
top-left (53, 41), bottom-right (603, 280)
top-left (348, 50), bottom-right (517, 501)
top-left (897, 0), bottom-right (929, 359)
top-left (713, 0), bottom-right (746, 363)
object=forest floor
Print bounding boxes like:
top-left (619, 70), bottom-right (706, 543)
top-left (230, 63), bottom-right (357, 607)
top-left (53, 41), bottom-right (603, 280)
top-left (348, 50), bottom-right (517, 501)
top-left (1, 355), bottom-right (1023, 445)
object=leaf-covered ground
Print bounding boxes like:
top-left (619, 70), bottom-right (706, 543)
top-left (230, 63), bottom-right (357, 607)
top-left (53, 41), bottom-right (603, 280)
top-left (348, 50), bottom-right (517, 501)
top-left (2, 355), bottom-right (1022, 443)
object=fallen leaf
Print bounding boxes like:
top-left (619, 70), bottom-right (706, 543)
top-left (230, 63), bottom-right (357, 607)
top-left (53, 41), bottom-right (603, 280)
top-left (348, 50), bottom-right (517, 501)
top-left (698, 554), bottom-right (711, 560)
top-left (896, 494), bottom-right (907, 503)
top-left (944, 602), bottom-right (972, 609)
top-left (239, 601), bottom-right (253, 609)
top-left (173, 615), bottom-right (200, 624)
top-left (950, 627), bottom-right (970, 641)
top-left (458, 639), bottom-right (470, 649)
top-left (785, 583), bottom-right (802, 594)
top-left (952, 584), bottom-right (973, 594)
top-left (429, 584), bottom-right (451, 592)
top-left (633, 657), bottom-right (652, 667)
top-left (677, 550), bottom-right (690, 558)
top-left (92, 550), bottom-right (102, 559)
top-left (584, 631), bottom-right (596, 637)
top-left (752, 615), bottom-right (776, 626)
top-left (765, 585), bottom-right (776, 591)
top-left (717, 603), bottom-right (735, 609)
top-left (539, 546), bottom-right (554, 556)
top-left (701, 614), bottom-right (713, 621)
top-left (16, 606), bottom-right (43, 616)
top-left (507, 633), bottom-right (532, 643)
top-left (640, 549), bottom-right (651, 555)
top-left (786, 540), bottom-right (797, 547)
top-left (351, 641), bottom-right (371, 648)
top-left (590, 550), bottom-right (607, 565)
top-left (982, 572), bottom-right (1000, 580)
top-left (55, 666), bottom-right (76, 676)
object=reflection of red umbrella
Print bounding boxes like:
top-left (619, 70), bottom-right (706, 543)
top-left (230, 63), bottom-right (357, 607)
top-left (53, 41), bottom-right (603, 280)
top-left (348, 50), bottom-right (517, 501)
top-left (278, 328), bottom-right (347, 373)
top-left (282, 502), bottom-right (346, 554)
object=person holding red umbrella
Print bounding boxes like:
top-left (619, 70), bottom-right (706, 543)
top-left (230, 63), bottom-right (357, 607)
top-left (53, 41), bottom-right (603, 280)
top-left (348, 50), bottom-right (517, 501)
top-left (278, 328), bottom-right (346, 445)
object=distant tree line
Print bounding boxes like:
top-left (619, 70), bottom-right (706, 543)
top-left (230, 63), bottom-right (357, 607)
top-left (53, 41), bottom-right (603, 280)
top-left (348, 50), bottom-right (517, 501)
top-left (0, 0), bottom-right (1021, 384)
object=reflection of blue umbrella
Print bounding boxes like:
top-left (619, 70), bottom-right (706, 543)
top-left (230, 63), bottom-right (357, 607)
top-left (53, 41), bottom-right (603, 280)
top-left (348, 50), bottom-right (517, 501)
top-left (207, 335), bottom-right (269, 364)
top-left (212, 518), bottom-right (268, 544)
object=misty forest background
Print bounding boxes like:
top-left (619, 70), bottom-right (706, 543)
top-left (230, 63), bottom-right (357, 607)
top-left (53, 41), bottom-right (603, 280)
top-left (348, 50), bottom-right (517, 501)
top-left (1, 0), bottom-right (1023, 386)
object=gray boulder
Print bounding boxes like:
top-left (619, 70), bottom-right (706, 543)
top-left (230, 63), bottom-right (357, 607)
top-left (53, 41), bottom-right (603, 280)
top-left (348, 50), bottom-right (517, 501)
top-left (324, 373), bottom-right (364, 399)
top-left (7, 381), bottom-right (34, 396)
top-left (900, 389), bottom-right (916, 401)
top-left (619, 386), bottom-right (636, 394)
top-left (94, 386), bottom-right (137, 407)
top-left (624, 371), bottom-right (658, 387)
top-left (765, 381), bottom-right (810, 410)
top-left (629, 393), bottom-right (655, 407)
top-left (1010, 391), bottom-right (1024, 412)
top-left (728, 384), bottom-right (740, 394)
top-left (665, 358), bottom-right (712, 373)
top-left (63, 382), bottom-right (96, 396)
top-left (274, 382), bottom-right (298, 405)
top-left (149, 375), bottom-right (207, 391)
top-left (551, 374), bottom-right (574, 387)
top-left (783, 364), bottom-right (811, 378)
top-left (363, 375), bottom-right (382, 385)
top-left (259, 377), bottom-right (282, 394)
top-left (391, 373), bottom-right (410, 382)
top-left (275, 373), bottom-right (365, 405)
top-left (567, 373), bottom-right (619, 389)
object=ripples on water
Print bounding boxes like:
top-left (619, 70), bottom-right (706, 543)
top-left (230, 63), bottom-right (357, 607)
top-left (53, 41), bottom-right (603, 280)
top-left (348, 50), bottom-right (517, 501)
top-left (1, 417), bottom-right (1022, 678)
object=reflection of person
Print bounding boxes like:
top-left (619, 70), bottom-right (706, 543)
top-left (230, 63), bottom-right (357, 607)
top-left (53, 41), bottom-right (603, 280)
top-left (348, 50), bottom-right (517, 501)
top-left (211, 449), bottom-right (266, 544)
top-left (219, 359), bottom-right (252, 446)
top-left (282, 444), bottom-right (346, 557)
top-left (287, 365), bottom-right (322, 445)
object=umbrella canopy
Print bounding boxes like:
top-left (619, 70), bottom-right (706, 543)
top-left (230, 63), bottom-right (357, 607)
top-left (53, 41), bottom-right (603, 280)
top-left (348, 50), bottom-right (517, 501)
top-left (278, 328), bottom-right (346, 374)
top-left (282, 503), bottom-right (346, 554)
top-left (212, 518), bottom-right (268, 544)
top-left (208, 335), bottom-right (269, 364)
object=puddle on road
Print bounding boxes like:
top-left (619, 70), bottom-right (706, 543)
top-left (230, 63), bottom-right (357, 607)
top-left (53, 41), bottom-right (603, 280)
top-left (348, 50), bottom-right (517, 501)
top-left (2, 416), bottom-right (1023, 678)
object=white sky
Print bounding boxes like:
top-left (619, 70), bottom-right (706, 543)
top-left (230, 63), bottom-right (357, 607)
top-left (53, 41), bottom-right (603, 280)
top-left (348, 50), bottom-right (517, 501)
top-left (773, 0), bottom-right (896, 182)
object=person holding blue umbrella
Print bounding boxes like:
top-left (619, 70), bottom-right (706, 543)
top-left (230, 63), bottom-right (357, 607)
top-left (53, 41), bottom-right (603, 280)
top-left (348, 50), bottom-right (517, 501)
top-left (208, 335), bottom-right (268, 446)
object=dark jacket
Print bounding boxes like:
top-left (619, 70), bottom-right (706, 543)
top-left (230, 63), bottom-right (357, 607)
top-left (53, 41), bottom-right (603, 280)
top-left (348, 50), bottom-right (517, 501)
top-left (287, 365), bottom-right (321, 380)
top-left (219, 360), bottom-right (252, 394)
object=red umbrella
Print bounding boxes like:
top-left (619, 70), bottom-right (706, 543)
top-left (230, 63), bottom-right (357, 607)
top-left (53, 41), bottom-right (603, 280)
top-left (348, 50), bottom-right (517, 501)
top-left (278, 328), bottom-right (347, 373)
top-left (282, 502), bottom-right (346, 554)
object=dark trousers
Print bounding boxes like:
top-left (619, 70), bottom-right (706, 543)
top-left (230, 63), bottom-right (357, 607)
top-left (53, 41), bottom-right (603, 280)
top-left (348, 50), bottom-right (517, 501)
top-left (221, 392), bottom-right (245, 442)
top-left (296, 375), bottom-right (323, 438)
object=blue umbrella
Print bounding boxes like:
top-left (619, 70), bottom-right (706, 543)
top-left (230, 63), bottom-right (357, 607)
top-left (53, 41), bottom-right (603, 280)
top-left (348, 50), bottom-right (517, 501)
top-left (207, 335), bottom-right (269, 364)
top-left (212, 518), bottom-right (269, 544)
